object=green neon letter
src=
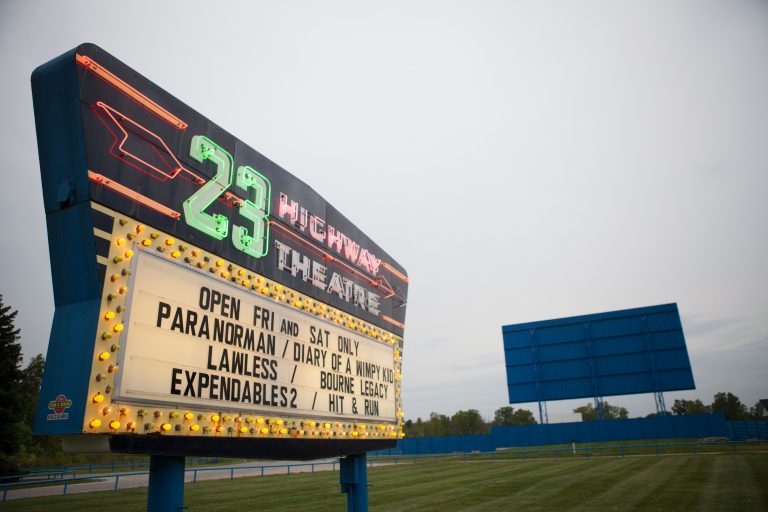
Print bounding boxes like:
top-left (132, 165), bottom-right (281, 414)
top-left (183, 135), bottom-right (233, 240)
top-left (232, 165), bottom-right (271, 258)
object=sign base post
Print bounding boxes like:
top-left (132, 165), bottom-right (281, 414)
top-left (340, 453), bottom-right (368, 512)
top-left (148, 454), bottom-right (185, 512)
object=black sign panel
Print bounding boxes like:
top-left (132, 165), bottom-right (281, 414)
top-left (70, 44), bottom-right (407, 335)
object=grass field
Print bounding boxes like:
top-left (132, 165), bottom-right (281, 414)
top-left (4, 451), bottom-right (767, 511)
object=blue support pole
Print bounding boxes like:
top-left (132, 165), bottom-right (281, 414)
top-left (340, 453), bottom-right (368, 512)
top-left (148, 455), bottom-right (185, 512)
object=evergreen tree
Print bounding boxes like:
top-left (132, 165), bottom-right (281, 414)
top-left (0, 295), bottom-right (23, 475)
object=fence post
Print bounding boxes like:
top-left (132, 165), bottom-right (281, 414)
top-left (63, 482), bottom-right (68, 495)
top-left (114, 475), bottom-right (120, 490)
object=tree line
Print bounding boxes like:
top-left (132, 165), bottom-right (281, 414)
top-left (671, 394), bottom-right (765, 421)
top-left (404, 407), bottom-right (537, 437)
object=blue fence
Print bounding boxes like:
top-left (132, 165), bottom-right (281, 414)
top-left (728, 420), bottom-right (768, 441)
top-left (374, 414), bottom-right (733, 456)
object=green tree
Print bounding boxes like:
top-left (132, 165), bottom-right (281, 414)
top-left (0, 295), bottom-right (23, 475)
top-left (423, 412), bottom-right (451, 437)
top-left (711, 392), bottom-right (748, 420)
top-left (749, 401), bottom-right (766, 419)
top-left (671, 399), bottom-right (709, 415)
top-left (450, 409), bottom-right (488, 435)
top-left (404, 417), bottom-right (426, 437)
top-left (573, 402), bottom-right (628, 421)
top-left (493, 406), bottom-right (536, 426)
top-left (20, 354), bottom-right (45, 429)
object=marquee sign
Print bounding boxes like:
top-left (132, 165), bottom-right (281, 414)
top-left (32, 44), bottom-right (407, 458)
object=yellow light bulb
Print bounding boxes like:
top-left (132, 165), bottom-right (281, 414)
top-left (104, 311), bottom-right (115, 320)
top-left (211, 414), bottom-right (220, 422)
top-left (161, 423), bottom-right (172, 431)
top-left (184, 412), bottom-right (194, 420)
top-left (256, 417), bottom-right (265, 424)
top-left (113, 324), bottom-right (124, 333)
top-left (260, 427), bottom-right (269, 434)
top-left (98, 352), bottom-right (110, 361)
top-left (109, 421), bottom-right (121, 430)
top-left (124, 250), bottom-right (134, 258)
top-left (239, 427), bottom-right (248, 434)
top-left (92, 393), bottom-right (104, 404)
top-left (190, 424), bottom-right (200, 432)
top-left (171, 251), bottom-right (181, 258)
top-left (89, 419), bottom-right (102, 428)
top-left (274, 419), bottom-right (283, 425)
top-left (216, 259), bottom-right (224, 267)
top-left (165, 238), bottom-right (175, 246)
top-left (279, 428), bottom-right (287, 435)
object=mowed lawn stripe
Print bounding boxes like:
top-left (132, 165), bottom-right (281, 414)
top-left (371, 458), bottom-right (634, 511)
top-left (458, 458), bottom-right (652, 512)
top-left (369, 458), bottom-right (594, 510)
top-left (693, 453), bottom-right (767, 511)
top-left (574, 455), bottom-right (691, 511)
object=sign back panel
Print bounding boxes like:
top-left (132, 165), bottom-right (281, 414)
top-left (502, 304), bottom-right (694, 404)
top-left (32, 44), bottom-right (407, 458)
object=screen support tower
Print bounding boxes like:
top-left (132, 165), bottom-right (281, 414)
top-left (654, 391), bottom-right (668, 415)
top-left (594, 396), bottom-right (605, 421)
top-left (537, 400), bottom-right (549, 424)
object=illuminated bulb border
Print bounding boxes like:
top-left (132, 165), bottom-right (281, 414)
top-left (83, 204), bottom-right (405, 439)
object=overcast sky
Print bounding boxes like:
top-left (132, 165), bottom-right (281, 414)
top-left (1, 0), bottom-right (766, 422)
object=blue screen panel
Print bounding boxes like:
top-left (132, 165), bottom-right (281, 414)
top-left (501, 303), bottom-right (695, 403)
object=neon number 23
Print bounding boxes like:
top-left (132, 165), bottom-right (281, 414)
top-left (183, 135), bottom-right (271, 257)
top-left (232, 166), bottom-right (270, 258)
top-left (184, 135), bottom-right (232, 240)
